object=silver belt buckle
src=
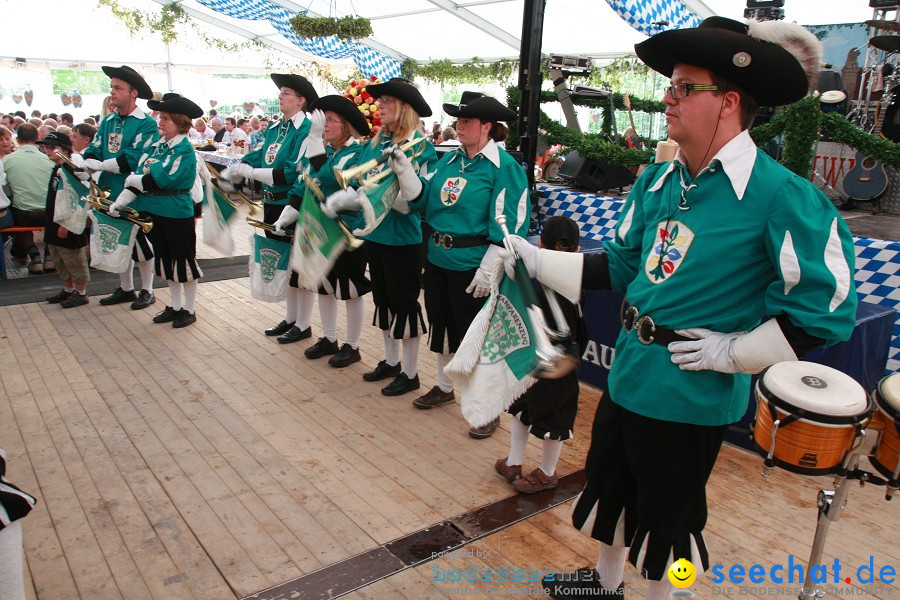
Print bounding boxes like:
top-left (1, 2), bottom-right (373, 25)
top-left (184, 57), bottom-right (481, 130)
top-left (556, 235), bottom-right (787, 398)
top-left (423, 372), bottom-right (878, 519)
top-left (433, 232), bottom-right (453, 249)
top-left (623, 305), bottom-right (639, 331)
top-left (635, 315), bottom-right (656, 345)
top-left (263, 190), bottom-right (274, 202)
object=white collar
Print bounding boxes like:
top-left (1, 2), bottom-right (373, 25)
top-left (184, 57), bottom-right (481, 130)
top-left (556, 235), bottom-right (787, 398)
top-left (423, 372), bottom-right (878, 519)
top-left (647, 130), bottom-right (757, 200)
top-left (117, 106), bottom-right (146, 120)
top-left (162, 134), bottom-right (186, 148)
top-left (288, 111), bottom-right (306, 128)
top-left (448, 138), bottom-right (501, 168)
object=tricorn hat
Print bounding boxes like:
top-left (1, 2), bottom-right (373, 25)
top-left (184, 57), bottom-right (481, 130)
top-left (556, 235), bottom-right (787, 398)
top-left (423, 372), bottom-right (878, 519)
top-left (443, 95), bottom-right (517, 123)
top-left (101, 65), bottom-right (153, 100)
top-left (441, 91), bottom-right (485, 116)
top-left (146, 93), bottom-right (203, 119)
top-left (37, 131), bottom-right (73, 149)
top-left (271, 73), bottom-right (319, 104)
top-left (366, 78), bottom-right (432, 117)
top-left (310, 95), bottom-right (370, 137)
top-left (634, 16), bottom-right (821, 106)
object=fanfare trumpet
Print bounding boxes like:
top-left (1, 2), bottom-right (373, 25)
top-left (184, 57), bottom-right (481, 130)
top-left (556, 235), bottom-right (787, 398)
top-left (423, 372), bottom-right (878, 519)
top-left (88, 196), bottom-right (154, 234)
top-left (496, 215), bottom-right (578, 379)
top-left (247, 217), bottom-right (294, 239)
top-left (52, 149), bottom-right (110, 200)
top-left (203, 160), bottom-right (262, 214)
top-left (304, 175), bottom-right (363, 251)
top-left (333, 136), bottom-right (426, 189)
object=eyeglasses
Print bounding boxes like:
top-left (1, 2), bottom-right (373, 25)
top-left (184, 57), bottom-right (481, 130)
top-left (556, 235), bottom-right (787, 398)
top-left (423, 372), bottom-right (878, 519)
top-left (665, 83), bottom-right (719, 99)
top-left (279, 90), bottom-right (300, 97)
top-left (324, 117), bottom-right (343, 124)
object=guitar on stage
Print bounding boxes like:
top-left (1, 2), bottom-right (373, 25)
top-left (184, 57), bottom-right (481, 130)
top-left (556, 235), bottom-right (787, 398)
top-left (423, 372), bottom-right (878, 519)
top-left (841, 152), bottom-right (889, 210)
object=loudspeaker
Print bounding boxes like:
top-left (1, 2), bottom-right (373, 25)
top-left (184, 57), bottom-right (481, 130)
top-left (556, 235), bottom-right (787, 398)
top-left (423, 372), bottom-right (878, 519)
top-left (558, 151), bottom-right (635, 192)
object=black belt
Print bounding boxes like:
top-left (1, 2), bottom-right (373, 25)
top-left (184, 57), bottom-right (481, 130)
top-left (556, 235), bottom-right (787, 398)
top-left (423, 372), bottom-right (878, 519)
top-left (145, 189), bottom-right (192, 196)
top-left (432, 231), bottom-right (489, 249)
top-left (622, 305), bottom-right (692, 347)
top-left (263, 190), bottom-right (289, 202)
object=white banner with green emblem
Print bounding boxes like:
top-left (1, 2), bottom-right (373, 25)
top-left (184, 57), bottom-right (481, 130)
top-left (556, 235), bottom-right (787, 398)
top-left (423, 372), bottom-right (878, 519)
top-left (249, 233), bottom-right (291, 302)
top-left (202, 182), bottom-right (238, 255)
top-left (53, 168), bottom-right (90, 235)
top-left (445, 262), bottom-right (538, 428)
top-left (351, 167), bottom-right (400, 237)
top-left (291, 176), bottom-right (348, 291)
top-left (88, 209), bottom-right (139, 273)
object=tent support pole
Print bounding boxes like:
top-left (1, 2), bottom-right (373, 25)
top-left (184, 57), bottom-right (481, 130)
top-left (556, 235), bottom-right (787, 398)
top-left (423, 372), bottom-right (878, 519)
top-left (516, 0), bottom-right (546, 196)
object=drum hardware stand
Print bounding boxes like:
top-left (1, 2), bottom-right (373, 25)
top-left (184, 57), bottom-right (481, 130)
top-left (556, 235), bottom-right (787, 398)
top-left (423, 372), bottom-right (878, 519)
top-left (798, 431), bottom-right (881, 600)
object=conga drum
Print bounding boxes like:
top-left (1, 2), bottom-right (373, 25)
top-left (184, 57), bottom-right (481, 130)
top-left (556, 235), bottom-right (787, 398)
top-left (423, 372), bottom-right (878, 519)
top-left (870, 373), bottom-right (900, 481)
top-left (752, 362), bottom-right (872, 475)
top-left (820, 90), bottom-right (847, 115)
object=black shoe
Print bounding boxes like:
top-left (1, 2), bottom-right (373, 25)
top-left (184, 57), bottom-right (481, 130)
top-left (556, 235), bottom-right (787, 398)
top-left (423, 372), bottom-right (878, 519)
top-left (412, 386), bottom-right (455, 410)
top-left (543, 568), bottom-right (624, 599)
top-left (363, 360), bottom-right (401, 382)
top-left (99, 287), bottom-right (137, 306)
top-left (381, 373), bottom-right (420, 396)
top-left (468, 417), bottom-right (500, 439)
top-left (153, 306), bottom-right (179, 323)
top-left (60, 293), bottom-right (89, 309)
top-left (47, 290), bottom-right (73, 304)
top-left (265, 320), bottom-right (294, 336)
top-left (131, 289), bottom-right (156, 310)
top-left (173, 309), bottom-right (197, 328)
top-left (329, 344), bottom-right (361, 368)
top-left (278, 325), bottom-right (311, 344)
top-left (305, 337), bottom-right (339, 359)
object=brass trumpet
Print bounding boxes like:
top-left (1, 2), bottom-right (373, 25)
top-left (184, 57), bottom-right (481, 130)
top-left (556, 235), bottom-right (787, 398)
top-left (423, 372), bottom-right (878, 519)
top-left (203, 160), bottom-right (262, 214)
top-left (304, 175), bottom-right (363, 251)
top-left (88, 196), bottom-right (154, 234)
top-left (496, 215), bottom-right (577, 379)
top-left (52, 149), bottom-right (110, 199)
top-left (333, 136), bottom-right (426, 189)
top-left (247, 217), bottom-right (294, 239)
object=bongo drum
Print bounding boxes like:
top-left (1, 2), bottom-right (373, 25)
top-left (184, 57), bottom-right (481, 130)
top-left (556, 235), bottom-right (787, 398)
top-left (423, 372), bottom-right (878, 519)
top-left (752, 362), bottom-right (872, 475)
top-left (869, 373), bottom-right (900, 480)
top-left (819, 90), bottom-right (847, 115)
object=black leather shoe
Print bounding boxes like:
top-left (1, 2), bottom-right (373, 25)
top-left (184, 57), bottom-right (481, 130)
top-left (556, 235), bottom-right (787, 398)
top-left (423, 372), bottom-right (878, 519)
top-left (413, 386), bottom-right (455, 410)
top-left (265, 320), bottom-right (294, 336)
top-left (153, 306), bottom-right (179, 323)
top-left (173, 309), bottom-right (197, 329)
top-left (329, 344), bottom-right (361, 368)
top-left (131, 289), bottom-right (156, 310)
top-left (305, 337), bottom-right (339, 359)
top-left (278, 325), bottom-right (311, 344)
top-left (543, 568), bottom-right (624, 599)
top-left (47, 290), bottom-right (73, 304)
top-left (363, 360), bottom-right (401, 382)
top-left (381, 373), bottom-right (420, 396)
top-left (99, 287), bottom-right (137, 306)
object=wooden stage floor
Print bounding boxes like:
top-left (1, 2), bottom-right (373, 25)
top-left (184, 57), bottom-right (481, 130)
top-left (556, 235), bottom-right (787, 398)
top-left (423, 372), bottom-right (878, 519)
top-left (1, 218), bottom-right (898, 600)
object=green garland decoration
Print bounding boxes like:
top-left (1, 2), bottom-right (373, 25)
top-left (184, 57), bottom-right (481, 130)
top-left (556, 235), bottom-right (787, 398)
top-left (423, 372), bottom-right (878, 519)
top-left (289, 15), bottom-right (372, 42)
top-left (402, 58), bottom-right (518, 85)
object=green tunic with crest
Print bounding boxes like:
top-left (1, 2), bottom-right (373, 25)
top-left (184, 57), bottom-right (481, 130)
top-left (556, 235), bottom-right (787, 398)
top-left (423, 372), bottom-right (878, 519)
top-left (135, 135), bottom-right (198, 219)
top-left (241, 114), bottom-right (310, 206)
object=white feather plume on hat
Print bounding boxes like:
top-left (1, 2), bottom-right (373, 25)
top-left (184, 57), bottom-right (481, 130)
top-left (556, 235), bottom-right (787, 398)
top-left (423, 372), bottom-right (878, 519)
top-left (747, 19), bottom-right (822, 95)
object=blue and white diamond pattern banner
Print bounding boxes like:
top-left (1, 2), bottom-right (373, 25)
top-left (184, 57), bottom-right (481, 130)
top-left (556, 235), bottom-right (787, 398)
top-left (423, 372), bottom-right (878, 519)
top-left (196, 0), bottom-right (400, 80)
top-left (605, 0), bottom-right (701, 36)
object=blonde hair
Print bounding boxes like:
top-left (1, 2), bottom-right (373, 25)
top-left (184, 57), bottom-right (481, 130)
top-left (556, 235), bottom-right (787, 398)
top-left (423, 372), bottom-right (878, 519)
top-left (100, 95), bottom-right (113, 117)
top-left (384, 100), bottom-right (421, 142)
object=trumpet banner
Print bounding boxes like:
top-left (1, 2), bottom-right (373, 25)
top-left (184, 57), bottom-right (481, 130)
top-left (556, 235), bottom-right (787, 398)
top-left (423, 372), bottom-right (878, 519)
top-left (249, 233), bottom-right (292, 302)
top-left (53, 168), bottom-right (89, 235)
top-left (445, 261), bottom-right (538, 428)
top-left (202, 184), bottom-right (237, 254)
top-left (351, 166), bottom-right (400, 237)
top-left (88, 210), bottom-right (138, 273)
top-left (290, 187), bottom-right (347, 291)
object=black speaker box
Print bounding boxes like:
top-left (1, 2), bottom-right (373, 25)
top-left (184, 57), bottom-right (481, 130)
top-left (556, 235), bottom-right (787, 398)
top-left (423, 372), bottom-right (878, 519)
top-left (558, 150), bottom-right (635, 192)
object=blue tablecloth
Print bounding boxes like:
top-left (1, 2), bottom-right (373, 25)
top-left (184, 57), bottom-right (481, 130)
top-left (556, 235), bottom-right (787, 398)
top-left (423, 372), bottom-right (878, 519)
top-left (197, 150), bottom-right (244, 168)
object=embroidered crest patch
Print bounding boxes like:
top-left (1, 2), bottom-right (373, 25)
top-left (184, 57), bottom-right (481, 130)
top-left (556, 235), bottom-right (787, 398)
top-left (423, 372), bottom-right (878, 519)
top-left (482, 294), bottom-right (530, 363)
top-left (264, 143), bottom-right (281, 165)
top-left (440, 177), bottom-right (467, 206)
top-left (107, 132), bottom-right (122, 153)
top-left (644, 220), bottom-right (695, 283)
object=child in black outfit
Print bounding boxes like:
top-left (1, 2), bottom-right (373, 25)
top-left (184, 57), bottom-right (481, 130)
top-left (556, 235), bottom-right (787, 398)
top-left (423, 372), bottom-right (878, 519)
top-left (495, 216), bottom-right (587, 493)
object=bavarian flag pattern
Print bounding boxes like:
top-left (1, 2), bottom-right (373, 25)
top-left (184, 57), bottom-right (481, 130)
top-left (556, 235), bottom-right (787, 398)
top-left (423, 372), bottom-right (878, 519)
top-left (52, 168), bottom-right (90, 235)
top-left (249, 233), bottom-right (291, 302)
top-left (445, 260), bottom-right (538, 429)
top-left (88, 209), bottom-right (139, 273)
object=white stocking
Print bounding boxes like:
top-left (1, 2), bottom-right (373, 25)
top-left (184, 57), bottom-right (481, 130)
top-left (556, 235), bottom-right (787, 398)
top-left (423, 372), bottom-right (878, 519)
top-left (318, 294), bottom-right (338, 342)
top-left (136, 259), bottom-right (154, 292)
top-left (507, 416), bottom-right (529, 467)
top-left (344, 297), bottom-right (365, 349)
top-left (168, 281), bottom-right (183, 311)
top-left (296, 288), bottom-right (315, 329)
top-left (183, 280), bottom-right (198, 314)
top-left (595, 543), bottom-right (627, 591)
top-left (0, 520), bottom-right (25, 600)
top-left (401, 336), bottom-right (420, 378)
top-left (647, 578), bottom-right (675, 600)
top-left (436, 353), bottom-right (454, 393)
top-left (383, 331), bottom-right (400, 366)
top-left (540, 439), bottom-right (563, 476)
top-left (119, 260), bottom-right (135, 291)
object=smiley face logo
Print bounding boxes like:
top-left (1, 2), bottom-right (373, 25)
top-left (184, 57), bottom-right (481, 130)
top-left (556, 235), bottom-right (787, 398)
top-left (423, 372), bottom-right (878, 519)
top-left (668, 558), bottom-right (697, 588)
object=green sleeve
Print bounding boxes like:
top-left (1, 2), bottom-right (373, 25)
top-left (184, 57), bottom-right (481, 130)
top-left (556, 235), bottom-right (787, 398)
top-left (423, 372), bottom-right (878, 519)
top-left (145, 142), bottom-right (197, 190)
top-left (762, 175), bottom-right (857, 344)
top-left (486, 155), bottom-right (530, 241)
top-left (121, 119), bottom-right (160, 173)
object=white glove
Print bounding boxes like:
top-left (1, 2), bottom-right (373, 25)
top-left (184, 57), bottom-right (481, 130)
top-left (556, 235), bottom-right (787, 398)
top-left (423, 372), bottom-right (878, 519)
top-left (498, 235), bottom-right (540, 279)
top-left (69, 154), bottom-right (86, 169)
top-left (124, 173), bottom-right (144, 192)
top-left (323, 188), bottom-right (362, 219)
top-left (305, 110), bottom-right (327, 159)
top-left (74, 169), bottom-right (90, 182)
top-left (84, 157), bottom-right (121, 173)
top-left (669, 319), bottom-right (799, 374)
top-left (274, 205), bottom-right (300, 235)
top-left (106, 189), bottom-right (135, 218)
top-left (386, 146), bottom-right (422, 201)
top-left (466, 245), bottom-right (503, 298)
top-left (232, 163), bottom-right (254, 181)
top-left (251, 168), bottom-right (275, 186)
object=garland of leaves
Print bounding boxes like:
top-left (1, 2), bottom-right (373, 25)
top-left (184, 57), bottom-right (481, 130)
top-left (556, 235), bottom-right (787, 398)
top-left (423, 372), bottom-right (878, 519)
top-left (98, 0), bottom-right (264, 53)
top-left (289, 15), bottom-right (372, 42)
top-left (401, 58), bottom-right (518, 85)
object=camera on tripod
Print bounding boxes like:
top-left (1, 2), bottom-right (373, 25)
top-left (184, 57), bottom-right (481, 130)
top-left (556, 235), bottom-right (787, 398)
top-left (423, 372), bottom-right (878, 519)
top-left (744, 0), bottom-right (785, 21)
